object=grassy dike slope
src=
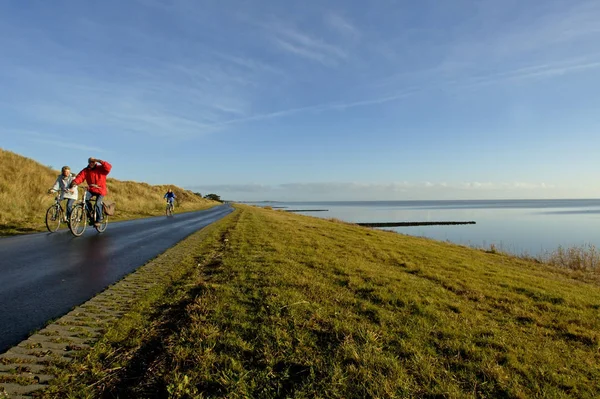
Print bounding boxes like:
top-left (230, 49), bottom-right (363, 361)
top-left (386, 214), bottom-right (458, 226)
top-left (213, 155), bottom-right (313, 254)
top-left (43, 205), bottom-right (600, 398)
top-left (0, 148), bottom-right (217, 235)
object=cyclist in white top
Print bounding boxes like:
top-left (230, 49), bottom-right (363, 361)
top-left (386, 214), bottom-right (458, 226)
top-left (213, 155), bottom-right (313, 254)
top-left (48, 166), bottom-right (78, 220)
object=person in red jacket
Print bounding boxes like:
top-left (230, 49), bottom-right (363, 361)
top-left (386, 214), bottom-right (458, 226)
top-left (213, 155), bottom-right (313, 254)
top-left (71, 157), bottom-right (112, 226)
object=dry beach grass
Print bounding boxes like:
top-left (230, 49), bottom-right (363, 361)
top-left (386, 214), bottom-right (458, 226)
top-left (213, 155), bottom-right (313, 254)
top-left (0, 148), bottom-right (217, 235)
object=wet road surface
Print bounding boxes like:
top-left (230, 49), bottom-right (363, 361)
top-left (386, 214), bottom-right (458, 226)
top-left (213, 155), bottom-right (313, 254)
top-left (0, 204), bottom-right (233, 353)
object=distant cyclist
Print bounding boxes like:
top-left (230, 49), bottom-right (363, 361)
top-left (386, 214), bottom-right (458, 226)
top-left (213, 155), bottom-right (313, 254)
top-left (164, 188), bottom-right (176, 211)
top-left (70, 157), bottom-right (112, 227)
top-left (48, 166), bottom-right (78, 220)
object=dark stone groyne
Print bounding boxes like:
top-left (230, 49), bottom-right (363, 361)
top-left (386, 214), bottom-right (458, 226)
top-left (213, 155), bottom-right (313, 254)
top-left (282, 210), bottom-right (476, 226)
top-left (285, 209), bottom-right (329, 212)
top-left (357, 221), bottom-right (476, 227)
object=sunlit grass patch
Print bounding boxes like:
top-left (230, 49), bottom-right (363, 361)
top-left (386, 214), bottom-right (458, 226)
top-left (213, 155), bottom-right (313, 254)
top-left (39, 205), bottom-right (600, 398)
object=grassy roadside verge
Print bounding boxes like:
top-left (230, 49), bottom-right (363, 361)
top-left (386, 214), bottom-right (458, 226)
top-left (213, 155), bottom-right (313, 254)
top-left (5, 210), bottom-right (236, 398)
top-left (34, 204), bottom-right (600, 398)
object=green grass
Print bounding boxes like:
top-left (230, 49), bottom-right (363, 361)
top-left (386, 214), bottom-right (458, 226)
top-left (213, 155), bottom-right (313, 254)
top-left (42, 205), bottom-right (600, 398)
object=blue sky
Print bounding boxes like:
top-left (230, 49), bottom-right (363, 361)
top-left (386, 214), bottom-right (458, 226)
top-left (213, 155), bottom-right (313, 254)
top-left (1, 0), bottom-right (599, 200)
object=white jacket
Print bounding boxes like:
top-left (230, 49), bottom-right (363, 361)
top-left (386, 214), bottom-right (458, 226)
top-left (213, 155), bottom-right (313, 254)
top-left (51, 174), bottom-right (78, 200)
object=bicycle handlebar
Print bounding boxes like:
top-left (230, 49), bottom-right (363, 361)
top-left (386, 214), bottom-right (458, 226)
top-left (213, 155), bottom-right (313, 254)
top-left (81, 184), bottom-right (101, 190)
top-left (50, 188), bottom-right (74, 194)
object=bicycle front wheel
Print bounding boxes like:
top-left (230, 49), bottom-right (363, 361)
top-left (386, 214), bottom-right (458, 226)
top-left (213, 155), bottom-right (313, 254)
top-left (69, 204), bottom-right (87, 236)
top-left (95, 214), bottom-right (108, 233)
top-left (45, 205), bottom-right (62, 232)
top-left (166, 204), bottom-right (172, 217)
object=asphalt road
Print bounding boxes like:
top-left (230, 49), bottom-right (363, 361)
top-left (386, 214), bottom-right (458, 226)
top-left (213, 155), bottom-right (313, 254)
top-left (0, 204), bottom-right (233, 354)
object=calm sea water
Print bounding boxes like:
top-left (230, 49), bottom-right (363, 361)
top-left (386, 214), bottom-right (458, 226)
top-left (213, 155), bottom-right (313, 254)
top-left (246, 200), bottom-right (600, 256)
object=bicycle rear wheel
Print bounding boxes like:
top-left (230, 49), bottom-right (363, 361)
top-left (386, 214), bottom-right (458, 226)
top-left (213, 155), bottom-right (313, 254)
top-left (69, 204), bottom-right (87, 236)
top-left (45, 205), bottom-right (62, 232)
top-left (95, 213), bottom-right (108, 233)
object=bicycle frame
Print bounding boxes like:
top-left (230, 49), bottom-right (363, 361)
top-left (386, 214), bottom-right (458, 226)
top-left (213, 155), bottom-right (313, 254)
top-left (53, 196), bottom-right (64, 212)
top-left (166, 200), bottom-right (174, 216)
top-left (83, 188), bottom-right (98, 221)
top-left (69, 185), bottom-right (108, 236)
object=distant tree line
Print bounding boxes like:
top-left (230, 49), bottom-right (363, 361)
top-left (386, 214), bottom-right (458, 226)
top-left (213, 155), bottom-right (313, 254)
top-left (204, 193), bottom-right (222, 202)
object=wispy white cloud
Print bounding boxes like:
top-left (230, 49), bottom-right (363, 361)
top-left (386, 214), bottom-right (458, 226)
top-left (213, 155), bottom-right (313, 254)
top-left (203, 103), bottom-right (333, 127)
top-left (210, 52), bottom-right (286, 79)
top-left (456, 58), bottom-right (600, 89)
top-left (326, 88), bottom-right (421, 110)
top-left (272, 38), bottom-right (332, 65)
top-left (325, 13), bottom-right (360, 40)
top-left (474, 0), bottom-right (600, 60)
top-left (3, 0), bottom-right (600, 145)
top-left (31, 138), bottom-right (105, 153)
top-left (201, 52), bottom-right (600, 127)
top-left (0, 7), bottom-right (296, 140)
top-left (8, 129), bottom-right (105, 153)
top-left (4, 71), bottom-right (221, 139)
top-left (1, 38), bottom-right (270, 139)
top-left (262, 19), bottom-right (347, 66)
top-left (371, 1), bottom-right (600, 92)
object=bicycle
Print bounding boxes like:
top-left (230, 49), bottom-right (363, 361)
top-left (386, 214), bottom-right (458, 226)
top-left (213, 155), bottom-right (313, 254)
top-left (69, 186), bottom-right (109, 236)
top-left (165, 200), bottom-right (174, 217)
top-left (45, 192), bottom-right (69, 232)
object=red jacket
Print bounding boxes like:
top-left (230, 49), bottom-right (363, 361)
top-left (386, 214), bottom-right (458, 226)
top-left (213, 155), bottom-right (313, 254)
top-left (73, 160), bottom-right (112, 196)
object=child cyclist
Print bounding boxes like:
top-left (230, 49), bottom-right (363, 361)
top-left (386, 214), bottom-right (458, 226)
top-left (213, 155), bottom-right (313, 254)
top-left (48, 166), bottom-right (78, 220)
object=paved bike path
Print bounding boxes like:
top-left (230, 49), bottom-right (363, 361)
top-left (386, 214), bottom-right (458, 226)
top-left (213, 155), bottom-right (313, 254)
top-left (0, 204), bottom-right (233, 354)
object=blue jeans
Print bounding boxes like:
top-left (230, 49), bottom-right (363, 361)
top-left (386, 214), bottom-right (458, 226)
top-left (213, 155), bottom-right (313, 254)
top-left (64, 198), bottom-right (75, 219)
top-left (85, 192), bottom-right (104, 222)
